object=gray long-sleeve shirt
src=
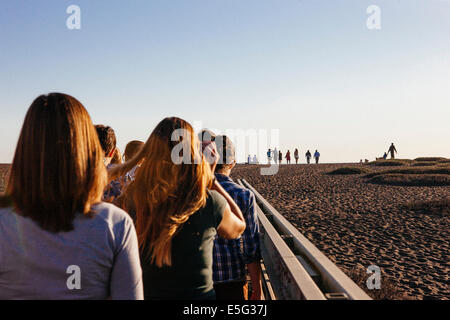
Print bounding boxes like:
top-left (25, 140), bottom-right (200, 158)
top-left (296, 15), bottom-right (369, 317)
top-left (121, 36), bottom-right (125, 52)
top-left (0, 202), bottom-right (143, 300)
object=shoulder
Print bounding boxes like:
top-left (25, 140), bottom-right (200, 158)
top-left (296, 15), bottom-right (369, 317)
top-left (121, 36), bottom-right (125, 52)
top-left (89, 202), bottom-right (134, 231)
top-left (220, 180), bottom-right (253, 203)
top-left (0, 205), bottom-right (14, 221)
top-left (206, 190), bottom-right (226, 208)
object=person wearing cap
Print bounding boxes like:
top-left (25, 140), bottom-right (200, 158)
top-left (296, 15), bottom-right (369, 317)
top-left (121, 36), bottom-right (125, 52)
top-left (212, 135), bottom-right (262, 300)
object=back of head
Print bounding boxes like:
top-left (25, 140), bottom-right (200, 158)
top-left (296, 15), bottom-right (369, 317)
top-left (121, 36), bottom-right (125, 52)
top-left (95, 125), bottom-right (117, 157)
top-left (123, 117), bottom-right (213, 267)
top-left (198, 129), bottom-right (216, 144)
top-left (124, 140), bottom-right (144, 162)
top-left (215, 135), bottom-right (236, 173)
top-left (4, 93), bottom-right (107, 232)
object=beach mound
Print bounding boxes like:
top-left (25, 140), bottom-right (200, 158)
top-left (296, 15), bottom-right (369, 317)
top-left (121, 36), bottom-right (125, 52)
top-left (369, 157), bottom-right (450, 168)
top-left (405, 198), bottom-right (449, 217)
top-left (368, 173), bottom-right (450, 187)
top-left (414, 157), bottom-right (448, 162)
top-left (327, 166), bottom-right (370, 175)
top-left (365, 167), bottom-right (450, 187)
top-left (368, 159), bottom-right (412, 167)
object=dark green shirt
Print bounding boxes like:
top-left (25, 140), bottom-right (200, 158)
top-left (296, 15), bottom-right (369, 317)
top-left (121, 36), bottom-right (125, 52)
top-left (142, 190), bottom-right (227, 299)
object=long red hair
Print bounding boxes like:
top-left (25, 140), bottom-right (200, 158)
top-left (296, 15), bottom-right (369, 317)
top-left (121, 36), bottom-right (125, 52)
top-left (110, 117), bottom-right (213, 267)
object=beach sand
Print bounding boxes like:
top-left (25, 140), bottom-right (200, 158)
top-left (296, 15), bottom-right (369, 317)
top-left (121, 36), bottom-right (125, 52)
top-left (231, 163), bottom-right (449, 300)
top-left (0, 164), bottom-right (9, 195)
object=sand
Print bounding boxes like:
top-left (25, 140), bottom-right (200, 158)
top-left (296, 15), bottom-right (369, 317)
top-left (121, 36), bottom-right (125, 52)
top-left (231, 163), bottom-right (449, 300)
top-left (0, 164), bottom-right (9, 195)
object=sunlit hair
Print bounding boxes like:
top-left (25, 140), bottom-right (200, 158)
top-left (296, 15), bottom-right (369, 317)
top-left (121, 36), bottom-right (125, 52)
top-left (110, 117), bottom-right (213, 267)
top-left (95, 125), bottom-right (116, 157)
top-left (124, 140), bottom-right (144, 162)
top-left (1, 93), bottom-right (107, 233)
top-left (111, 147), bottom-right (123, 165)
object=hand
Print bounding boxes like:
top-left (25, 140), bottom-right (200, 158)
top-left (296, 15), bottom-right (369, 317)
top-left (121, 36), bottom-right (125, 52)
top-left (202, 141), bottom-right (219, 172)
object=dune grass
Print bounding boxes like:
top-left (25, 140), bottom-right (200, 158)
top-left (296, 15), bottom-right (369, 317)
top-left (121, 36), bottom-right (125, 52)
top-left (414, 157), bottom-right (447, 162)
top-left (327, 167), bottom-right (371, 175)
top-left (368, 159), bottom-right (412, 167)
top-left (364, 167), bottom-right (450, 178)
top-left (367, 173), bottom-right (450, 186)
top-left (405, 198), bottom-right (449, 217)
top-left (412, 162), bottom-right (438, 167)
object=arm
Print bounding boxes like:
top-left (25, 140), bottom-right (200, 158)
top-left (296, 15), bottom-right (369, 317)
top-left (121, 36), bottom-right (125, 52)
top-left (110, 217), bottom-right (144, 300)
top-left (213, 180), bottom-right (246, 239)
top-left (240, 192), bottom-right (262, 300)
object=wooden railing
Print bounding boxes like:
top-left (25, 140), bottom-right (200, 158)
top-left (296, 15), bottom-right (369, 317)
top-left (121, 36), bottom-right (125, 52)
top-left (238, 178), bottom-right (372, 300)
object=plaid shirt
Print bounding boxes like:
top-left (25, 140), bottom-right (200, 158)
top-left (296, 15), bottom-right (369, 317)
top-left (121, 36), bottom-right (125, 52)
top-left (213, 173), bottom-right (261, 283)
top-left (103, 164), bottom-right (123, 201)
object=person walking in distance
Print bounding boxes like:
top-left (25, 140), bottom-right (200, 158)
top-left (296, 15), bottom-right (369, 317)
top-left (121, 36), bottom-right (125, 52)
top-left (314, 150), bottom-right (320, 164)
top-left (294, 148), bottom-right (299, 164)
top-left (267, 149), bottom-right (272, 164)
top-left (285, 150), bottom-right (291, 164)
top-left (305, 150), bottom-right (312, 164)
top-left (278, 150), bottom-right (283, 164)
top-left (273, 147), bottom-right (278, 165)
top-left (387, 143), bottom-right (397, 159)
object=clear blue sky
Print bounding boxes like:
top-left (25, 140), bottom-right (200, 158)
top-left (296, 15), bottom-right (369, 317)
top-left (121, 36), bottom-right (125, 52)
top-left (1, 0), bottom-right (449, 163)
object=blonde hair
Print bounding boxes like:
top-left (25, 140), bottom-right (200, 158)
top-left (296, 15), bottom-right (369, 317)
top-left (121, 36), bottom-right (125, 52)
top-left (2, 93), bottom-right (107, 232)
top-left (110, 117), bottom-right (213, 267)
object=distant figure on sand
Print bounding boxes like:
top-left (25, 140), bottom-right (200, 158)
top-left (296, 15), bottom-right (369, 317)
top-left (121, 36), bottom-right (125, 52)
top-left (383, 152), bottom-right (388, 160)
top-left (278, 151), bottom-right (282, 164)
top-left (273, 148), bottom-right (278, 164)
top-left (314, 150), bottom-right (320, 164)
top-left (285, 150), bottom-right (291, 164)
top-left (388, 143), bottom-right (397, 159)
top-left (294, 149), bottom-right (299, 164)
top-left (248, 155), bottom-right (251, 164)
top-left (253, 155), bottom-right (258, 164)
top-left (267, 149), bottom-right (272, 164)
top-left (305, 150), bottom-right (312, 164)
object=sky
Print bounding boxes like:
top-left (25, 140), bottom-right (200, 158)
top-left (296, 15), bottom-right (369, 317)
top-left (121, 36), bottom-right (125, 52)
top-left (0, 0), bottom-right (449, 164)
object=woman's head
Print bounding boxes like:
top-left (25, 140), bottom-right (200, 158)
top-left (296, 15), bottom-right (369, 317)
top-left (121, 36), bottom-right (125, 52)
top-left (118, 117), bottom-right (213, 267)
top-left (4, 93), bottom-right (107, 232)
top-left (124, 140), bottom-right (144, 162)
